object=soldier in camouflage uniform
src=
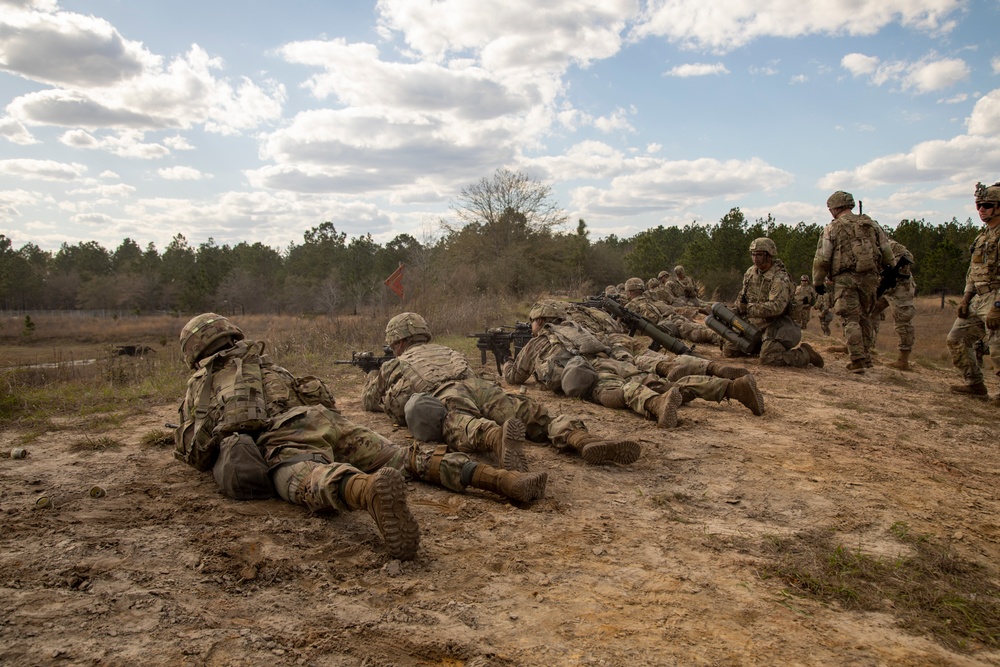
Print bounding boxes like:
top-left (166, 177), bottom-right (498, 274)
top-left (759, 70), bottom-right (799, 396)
top-left (947, 181), bottom-right (1000, 399)
top-left (174, 314), bottom-right (545, 561)
top-left (621, 277), bottom-right (720, 345)
top-left (793, 276), bottom-right (818, 330)
top-left (363, 312), bottom-right (640, 466)
top-left (813, 190), bottom-right (894, 373)
top-left (878, 239), bottom-right (916, 370)
top-left (665, 265), bottom-right (707, 307)
top-left (728, 238), bottom-right (824, 368)
top-left (502, 301), bottom-right (764, 427)
top-left (816, 277), bottom-right (835, 335)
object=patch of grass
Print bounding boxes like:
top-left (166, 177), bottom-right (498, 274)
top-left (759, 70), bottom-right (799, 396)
top-left (68, 435), bottom-right (123, 453)
top-left (141, 429), bottom-right (174, 448)
top-left (758, 527), bottom-right (1000, 651)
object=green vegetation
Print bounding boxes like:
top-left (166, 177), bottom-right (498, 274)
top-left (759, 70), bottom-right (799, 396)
top-left (759, 526), bottom-right (1000, 651)
top-left (0, 169), bottom-right (979, 316)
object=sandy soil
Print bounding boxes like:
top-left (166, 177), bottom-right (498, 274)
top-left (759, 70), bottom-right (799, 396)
top-left (2, 326), bottom-right (1000, 666)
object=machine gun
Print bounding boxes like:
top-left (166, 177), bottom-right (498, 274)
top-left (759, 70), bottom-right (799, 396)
top-left (468, 322), bottom-right (534, 373)
top-left (598, 296), bottom-right (694, 356)
top-left (704, 301), bottom-right (763, 356)
top-left (334, 346), bottom-right (395, 373)
top-left (876, 256), bottom-right (913, 298)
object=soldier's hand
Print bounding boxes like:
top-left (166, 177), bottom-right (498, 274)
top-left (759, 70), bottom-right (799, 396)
top-left (957, 302), bottom-right (971, 319)
top-left (814, 283), bottom-right (826, 296)
top-left (987, 305), bottom-right (1000, 330)
top-left (735, 300), bottom-right (747, 316)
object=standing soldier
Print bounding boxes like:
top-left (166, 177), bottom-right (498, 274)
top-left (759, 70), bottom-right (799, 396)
top-left (793, 276), bottom-right (818, 330)
top-left (879, 239), bottom-right (916, 370)
top-left (947, 181), bottom-right (1000, 399)
top-left (813, 190), bottom-right (894, 373)
top-left (729, 238), bottom-right (824, 368)
top-left (816, 277), bottom-right (835, 335)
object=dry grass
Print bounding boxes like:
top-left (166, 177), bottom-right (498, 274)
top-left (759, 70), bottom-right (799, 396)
top-left (759, 524), bottom-right (1000, 651)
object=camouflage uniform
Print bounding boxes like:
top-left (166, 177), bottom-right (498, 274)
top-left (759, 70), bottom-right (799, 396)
top-left (625, 290), bottom-right (720, 345)
top-left (362, 341), bottom-right (584, 455)
top-left (813, 192), bottom-right (894, 368)
top-left (816, 283), bottom-right (835, 335)
top-left (947, 181), bottom-right (1000, 393)
top-left (882, 240), bottom-right (916, 355)
top-left (730, 258), bottom-right (813, 367)
top-left (502, 321), bottom-right (737, 418)
top-left (793, 280), bottom-right (818, 330)
top-left (175, 339), bottom-right (474, 508)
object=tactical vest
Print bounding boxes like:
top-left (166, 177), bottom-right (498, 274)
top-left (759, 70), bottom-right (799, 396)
top-left (831, 214), bottom-right (880, 275)
top-left (968, 225), bottom-right (1000, 285)
top-left (380, 343), bottom-right (471, 420)
top-left (541, 321), bottom-right (608, 356)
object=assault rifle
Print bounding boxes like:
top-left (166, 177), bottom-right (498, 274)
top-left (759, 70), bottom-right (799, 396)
top-left (334, 346), bottom-right (395, 373)
top-left (598, 296), bottom-right (694, 356)
top-left (704, 301), bottom-right (763, 356)
top-left (468, 322), bottom-right (533, 373)
top-left (876, 256), bottom-right (913, 298)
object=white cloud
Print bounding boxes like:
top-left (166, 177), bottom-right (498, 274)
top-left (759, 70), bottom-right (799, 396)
top-left (939, 93), bottom-right (968, 104)
top-left (663, 62), bottom-right (729, 77)
top-left (158, 166), bottom-right (210, 180)
top-left (59, 128), bottom-right (169, 158)
top-left (842, 52), bottom-right (969, 93)
top-left (565, 155), bottom-right (794, 216)
top-left (593, 107), bottom-right (635, 132)
top-left (749, 65), bottom-right (778, 75)
top-left (968, 89), bottom-right (1000, 136)
top-left (164, 135), bottom-right (194, 150)
top-left (633, 0), bottom-right (962, 53)
top-left (0, 188), bottom-right (50, 219)
top-left (790, 74), bottom-right (808, 84)
top-left (992, 56), bottom-right (1000, 75)
top-left (0, 116), bottom-right (36, 144)
top-left (0, 158), bottom-right (87, 180)
top-left (842, 53), bottom-right (880, 76)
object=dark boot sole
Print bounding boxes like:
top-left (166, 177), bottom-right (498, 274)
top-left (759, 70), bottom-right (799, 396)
top-left (581, 440), bottom-right (641, 465)
top-left (368, 468), bottom-right (420, 561)
top-left (498, 419), bottom-right (529, 472)
top-left (506, 471), bottom-right (547, 502)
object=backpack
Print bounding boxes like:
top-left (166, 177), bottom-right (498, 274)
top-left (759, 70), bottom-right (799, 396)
top-left (212, 433), bottom-right (275, 500)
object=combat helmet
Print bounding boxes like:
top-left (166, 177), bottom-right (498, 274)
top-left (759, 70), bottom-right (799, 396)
top-left (528, 299), bottom-right (566, 321)
top-left (180, 313), bottom-right (244, 369)
top-left (749, 237), bottom-right (778, 256)
top-left (800, 274), bottom-right (809, 282)
top-left (624, 277), bottom-right (646, 292)
top-left (826, 190), bottom-right (855, 210)
top-left (385, 312), bottom-right (431, 346)
top-left (657, 270), bottom-right (670, 280)
top-left (975, 181), bottom-right (1000, 204)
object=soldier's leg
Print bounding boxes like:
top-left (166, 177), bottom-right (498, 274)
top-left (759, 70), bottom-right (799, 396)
top-left (269, 456), bottom-right (419, 561)
top-left (834, 278), bottom-right (866, 369)
top-left (948, 295), bottom-right (992, 392)
top-left (408, 444), bottom-right (546, 503)
top-left (891, 284), bottom-right (916, 352)
top-left (436, 381), bottom-right (527, 471)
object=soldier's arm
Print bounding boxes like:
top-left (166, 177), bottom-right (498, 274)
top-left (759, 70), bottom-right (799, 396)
top-left (361, 360), bottom-right (396, 412)
top-left (503, 336), bottom-right (543, 385)
top-left (749, 273), bottom-right (792, 320)
top-left (812, 229), bottom-right (833, 285)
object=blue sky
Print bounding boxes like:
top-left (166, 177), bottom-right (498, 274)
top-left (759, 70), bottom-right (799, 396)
top-left (1, 0), bottom-right (998, 253)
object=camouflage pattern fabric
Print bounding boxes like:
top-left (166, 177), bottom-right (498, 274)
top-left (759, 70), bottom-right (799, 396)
top-left (625, 293), bottom-right (719, 344)
top-left (364, 341), bottom-right (584, 454)
top-left (793, 283), bottom-right (818, 329)
top-left (728, 259), bottom-right (811, 367)
top-left (948, 223), bottom-right (1000, 387)
top-left (813, 211), bottom-right (894, 364)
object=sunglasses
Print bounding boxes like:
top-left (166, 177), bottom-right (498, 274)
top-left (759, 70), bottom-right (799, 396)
top-left (977, 202), bottom-right (996, 210)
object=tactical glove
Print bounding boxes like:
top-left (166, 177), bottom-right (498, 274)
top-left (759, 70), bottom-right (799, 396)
top-left (987, 305), bottom-right (1000, 330)
top-left (735, 300), bottom-right (747, 316)
top-left (814, 283), bottom-right (826, 296)
top-left (957, 302), bottom-right (971, 319)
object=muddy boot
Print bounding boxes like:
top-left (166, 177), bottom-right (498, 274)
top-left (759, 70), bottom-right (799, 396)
top-left (565, 430), bottom-right (641, 465)
top-left (647, 387), bottom-right (683, 428)
top-left (468, 464), bottom-right (547, 503)
top-left (846, 359), bottom-right (866, 374)
top-left (885, 350), bottom-right (910, 371)
top-left (341, 469), bottom-right (420, 561)
top-left (827, 344), bottom-right (849, 354)
top-left (798, 342), bottom-right (824, 368)
top-left (950, 382), bottom-right (988, 397)
top-left (725, 375), bottom-right (765, 416)
top-left (482, 419), bottom-right (528, 472)
top-left (704, 361), bottom-right (750, 379)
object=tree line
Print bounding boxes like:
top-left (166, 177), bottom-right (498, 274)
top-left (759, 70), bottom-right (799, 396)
top-left (0, 171), bottom-right (981, 315)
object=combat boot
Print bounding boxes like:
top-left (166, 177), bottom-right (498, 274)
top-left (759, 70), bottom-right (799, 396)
top-left (564, 430), bottom-right (641, 465)
top-left (468, 464), bottom-right (547, 502)
top-left (950, 382), bottom-right (988, 397)
top-left (725, 375), bottom-right (765, 415)
top-left (341, 469), bottom-right (420, 561)
top-left (827, 344), bottom-right (849, 354)
top-left (885, 350), bottom-right (910, 371)
top-left (482, 419), bottom-right (528, 472)
top-left (846, 359), bottom-right (866, 374)
top-left (647, 387), bottom-right (683, 428)
top-left (704, 361), bottom-right (750, 379)
top-left (798, 342), bottom-right (824, 368)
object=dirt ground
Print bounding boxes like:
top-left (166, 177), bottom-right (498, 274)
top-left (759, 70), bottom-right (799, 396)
top-left (3, 320), bottom-right (1000, 666)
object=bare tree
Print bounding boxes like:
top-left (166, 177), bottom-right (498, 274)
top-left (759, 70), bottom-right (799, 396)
top-left (449, 168), bottom-right (567, 232)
